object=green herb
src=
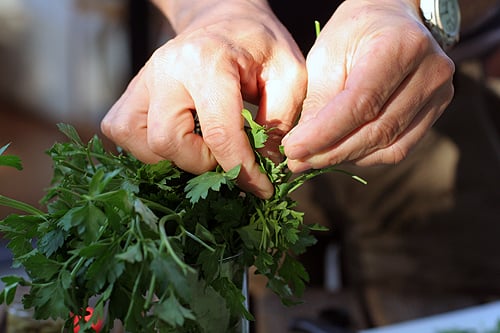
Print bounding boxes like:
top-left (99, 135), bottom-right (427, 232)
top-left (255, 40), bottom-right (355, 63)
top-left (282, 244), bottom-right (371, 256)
top-left (0, 110), bottom-right (364, 332)
top-left (0, 143), bottom-right (23, 170)
top-left (314, 20), bottom-right (321, 38)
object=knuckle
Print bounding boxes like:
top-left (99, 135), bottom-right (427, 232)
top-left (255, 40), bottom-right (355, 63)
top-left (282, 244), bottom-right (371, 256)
top-left (285, 58), bottom-right (307, 86)
top-left (100, 116), bottom-right (113, 137)
top-left (367, 119), bottom-right (400, 149)
top-left (387, 143), bottom-right (409, 164)
top-left (151, 38), bottom-right (218, 76)
top-left (171, 34), bottom-right (225, 65)
top-left (100, 114), bottom-right (132, 143)
top-left (201, 124), bottom-right (235, 155)
top-left (426, 55), bottom-right (456, 106)
top-left (351, 88), bottom-right (386, 123)
top-left (302, 83), bottom-right (332, 111)
top-left (437, 56), bottom-right (456, 86)
top-left (147, 132), bottom-right (179, 157)
top-left (407, 22), bottom-right (431, 52)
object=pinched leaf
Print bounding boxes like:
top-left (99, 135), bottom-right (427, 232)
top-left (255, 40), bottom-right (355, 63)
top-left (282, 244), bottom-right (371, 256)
top-left (242, 109), bottom-right (268, 149)
top-left (185, 165), bottom-right (240, 204)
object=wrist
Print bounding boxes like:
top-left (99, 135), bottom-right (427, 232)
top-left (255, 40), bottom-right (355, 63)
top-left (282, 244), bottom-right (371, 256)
top-left (419, 0), bottom-right (461, 50)
top-left (152, 0), bottom-right (273, 33)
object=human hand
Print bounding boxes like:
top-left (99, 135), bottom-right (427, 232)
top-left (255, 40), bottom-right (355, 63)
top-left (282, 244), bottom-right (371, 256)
top-left (101, 0), bottom-right (306, 198)
top-left (282, 0), bottom-right (456, 172)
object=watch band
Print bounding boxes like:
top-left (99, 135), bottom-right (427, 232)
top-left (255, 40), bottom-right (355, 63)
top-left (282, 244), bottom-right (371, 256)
top-left (420, 0), bottom-right (461, 51)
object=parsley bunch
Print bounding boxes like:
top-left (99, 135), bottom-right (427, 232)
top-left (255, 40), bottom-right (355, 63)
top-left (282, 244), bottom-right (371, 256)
top-left (0, 110), bottom-right (363, 332)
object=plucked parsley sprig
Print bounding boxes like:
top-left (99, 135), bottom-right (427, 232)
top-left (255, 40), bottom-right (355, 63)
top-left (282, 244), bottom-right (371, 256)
top-left (0, 110), bottom-right (364, 332)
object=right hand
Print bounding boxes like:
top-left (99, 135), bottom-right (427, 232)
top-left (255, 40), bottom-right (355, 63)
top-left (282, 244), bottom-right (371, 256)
top-left (101, 0), bottom-right (307, 199)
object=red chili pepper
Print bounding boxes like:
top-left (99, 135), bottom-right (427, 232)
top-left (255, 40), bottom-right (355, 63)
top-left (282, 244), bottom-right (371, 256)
top-left (73, 307), bottom-right (103, 333)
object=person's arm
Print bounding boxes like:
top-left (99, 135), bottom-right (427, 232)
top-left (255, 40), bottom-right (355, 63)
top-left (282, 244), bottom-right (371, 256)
top-left (101, 0), bottom-right (307, 198)
top-left (282, 0), bottom-right (456, 171)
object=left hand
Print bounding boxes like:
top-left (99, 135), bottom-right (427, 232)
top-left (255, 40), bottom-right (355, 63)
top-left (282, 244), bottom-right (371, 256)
top-left (282, 0), bottom-right (456, 172)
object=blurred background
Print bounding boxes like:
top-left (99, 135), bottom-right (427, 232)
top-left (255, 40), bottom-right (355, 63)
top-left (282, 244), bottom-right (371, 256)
top-left (0, 1), bottom-right (499, 332)
top-left (0, 0), bottom-right (168, 218)
top-left (0, 0), bottom-right (131, 125)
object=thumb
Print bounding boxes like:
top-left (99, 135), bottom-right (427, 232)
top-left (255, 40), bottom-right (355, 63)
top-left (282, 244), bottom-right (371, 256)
top-left (301, 33), bottom-right (347, 122)
top-left (255, 55), bottom-right (307, 163)
top-left (281, 40), bottom-right (347, 157)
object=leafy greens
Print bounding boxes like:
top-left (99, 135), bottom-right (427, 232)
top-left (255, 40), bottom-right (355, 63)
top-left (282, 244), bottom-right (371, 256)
top-left (0, 109), bottom-right (364, 332)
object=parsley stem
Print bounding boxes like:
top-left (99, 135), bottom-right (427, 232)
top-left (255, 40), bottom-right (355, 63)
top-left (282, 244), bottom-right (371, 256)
top-left (144, 274), bottom-right (156, 310)
top-left (140, 198), bottom-right (177, 216)
top-left (69, 255), bottom-right (86, 279)
top-left (57, 160), bottom-right (87, 175)
top-left (180, 226), bottom-right (215, 252)
top-left (315, 20), bottom-right (321, 37)
top-left (125, 263), bottom-right (145, 325)
top-left (85, 146), bottom-right (97, 173)
top-left (252, 204), bottom-right (269, 250)
top-left (0, 195), bottom-right (45, 215)
top-left (159, 216), bottom-right (195, 274)
top-left (54, 186), bottom-right (84, 199)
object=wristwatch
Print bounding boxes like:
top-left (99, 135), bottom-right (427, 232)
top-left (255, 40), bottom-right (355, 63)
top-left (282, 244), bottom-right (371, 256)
top-left (419, 0), bottom-right (461, 50)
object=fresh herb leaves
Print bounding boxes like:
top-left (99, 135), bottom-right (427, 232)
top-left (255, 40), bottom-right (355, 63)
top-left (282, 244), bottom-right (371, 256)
top-left (0, 110), bottom-right (365, 332)
top-left (0, 143), bottom-right (23, 170)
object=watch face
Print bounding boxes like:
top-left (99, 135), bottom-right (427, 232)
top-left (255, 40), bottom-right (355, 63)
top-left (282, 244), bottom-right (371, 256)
top-left (438, 0), bottom-right (460, 35)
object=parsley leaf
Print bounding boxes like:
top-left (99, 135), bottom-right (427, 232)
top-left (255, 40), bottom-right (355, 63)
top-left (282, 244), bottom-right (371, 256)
top-left (0, 143), bottom-right (23, 170)
top-left (0, 111), bottom-right (365, 332)
top-left (185, 165), bottom-right (240, 204)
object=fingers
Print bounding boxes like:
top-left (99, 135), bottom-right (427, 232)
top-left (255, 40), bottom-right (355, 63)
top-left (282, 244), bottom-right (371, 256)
top-left (146, 73), bottom-right (217, 174)
top-left (102, 47), bottom-right (275, 199)
top-left (283, 34), bottom-right (416, 160)
top-left (286, 51), bottom-right (455, 172)
top-left (282, 13), bottom-right (455, 171)
top-left (101, 63), bottom-right (218, 174)
top-left (101, 69), bottom-right (163, 164)
top-left (287, 84), bottom-right (452, 172)
top-left (101, 10), bottom-right (309, 199)
top-left (353, 80), bottom-right (454, 166)
top-left (254, 50), bottom-right (307, 163)
top-left (190, 59), bottom-right (276, 197)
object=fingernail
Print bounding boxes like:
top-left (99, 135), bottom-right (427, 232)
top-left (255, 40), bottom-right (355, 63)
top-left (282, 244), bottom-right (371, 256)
top-left (255, 179), bottom-right (274, 199)
top-left (282, 130), bottom-right (310, 160)
top-left (287, 159), bottom-right (313, 173)
top-left (259, 187), bottom-right (274, 200)
top-left (284, 144), bottom-right (310, 160)
top-left (281, 132), bottom-right (291, 145)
